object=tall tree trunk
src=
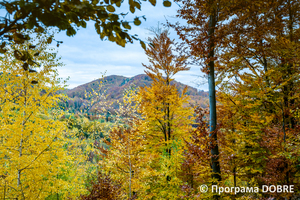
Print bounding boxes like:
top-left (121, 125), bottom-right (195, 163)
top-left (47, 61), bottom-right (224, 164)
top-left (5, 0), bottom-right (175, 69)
top-left (166, 76), bottom-right (172, 182)
top-left (208, 2), bottom-right (222, 188)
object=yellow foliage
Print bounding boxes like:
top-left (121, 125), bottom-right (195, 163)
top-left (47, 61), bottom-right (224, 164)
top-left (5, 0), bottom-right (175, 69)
top-left (0, 34), bottom-right (87, 199)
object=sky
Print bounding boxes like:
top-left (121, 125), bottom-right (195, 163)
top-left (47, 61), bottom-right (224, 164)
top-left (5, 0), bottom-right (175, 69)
top-left (51, 1), bottom-right (208, 91)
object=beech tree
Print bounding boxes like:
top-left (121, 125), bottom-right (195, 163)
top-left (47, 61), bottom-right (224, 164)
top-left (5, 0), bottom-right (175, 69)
top-left (170, 0), bottom-right (230, 191)
top-left (0, 34), bottom-right (87, 199)
top-left (216, 2), bottom-right (300, 198)
top-left (181, 106), bottom-right (217, 199)
top-left (99, 90), bottom-right (145, 199)
top-left (97, 29), bottom-right (194, 199)
top-left (172, 0), bottom-right (300, 199)
top-left (135, 29), bottom-right (193, 199)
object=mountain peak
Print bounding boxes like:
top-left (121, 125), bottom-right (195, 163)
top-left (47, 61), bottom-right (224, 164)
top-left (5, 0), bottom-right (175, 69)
top-left (62, 74), bottom-right (208, 113)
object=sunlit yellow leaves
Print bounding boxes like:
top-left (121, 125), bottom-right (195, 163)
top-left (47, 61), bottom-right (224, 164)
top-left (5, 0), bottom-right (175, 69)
top-left (0, 34), bottom-right (87, 199)
top-left (98, 30), bottom-right (194, 199)
top-left (134, 30), bottom-right (193, 199)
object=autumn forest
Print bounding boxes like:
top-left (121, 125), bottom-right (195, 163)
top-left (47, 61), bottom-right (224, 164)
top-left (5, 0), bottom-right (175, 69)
top-left (1, 0), bottom-right (300, 199)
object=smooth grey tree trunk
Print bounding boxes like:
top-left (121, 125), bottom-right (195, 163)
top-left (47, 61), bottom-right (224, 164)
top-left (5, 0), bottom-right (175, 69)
top-left (208, 5), bottom-right (221, 186)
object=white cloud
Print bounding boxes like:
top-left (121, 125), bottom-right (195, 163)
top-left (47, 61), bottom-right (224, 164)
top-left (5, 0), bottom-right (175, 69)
top-left (50, 2), bottom-right (208, 91)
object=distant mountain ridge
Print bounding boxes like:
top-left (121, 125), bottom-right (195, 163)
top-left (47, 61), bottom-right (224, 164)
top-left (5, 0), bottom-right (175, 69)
top-left (67, 74), bottom-right (207, 98)
top-left (60, 74), bottom-right (209, 113)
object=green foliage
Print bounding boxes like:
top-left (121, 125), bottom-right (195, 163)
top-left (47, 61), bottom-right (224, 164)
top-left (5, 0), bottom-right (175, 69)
top-left (0, 0), bottom-right (173, 54)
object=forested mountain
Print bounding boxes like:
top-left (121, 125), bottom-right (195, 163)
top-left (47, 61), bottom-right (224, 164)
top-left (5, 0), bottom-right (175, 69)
top-left (59, 74), bottom-right (208, 114)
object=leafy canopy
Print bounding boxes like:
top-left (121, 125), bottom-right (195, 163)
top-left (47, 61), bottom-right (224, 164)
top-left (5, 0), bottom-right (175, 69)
top-left (0, 33), bottom-right (88, 199)
top-left (0, 0), bottom-right (172, 52)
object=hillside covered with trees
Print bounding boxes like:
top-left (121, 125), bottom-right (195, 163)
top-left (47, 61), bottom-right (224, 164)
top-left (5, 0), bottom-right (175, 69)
top-left (59, 74), bottom-right (209, 115)
top-left (1, 0), bottom-right (300, 200)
